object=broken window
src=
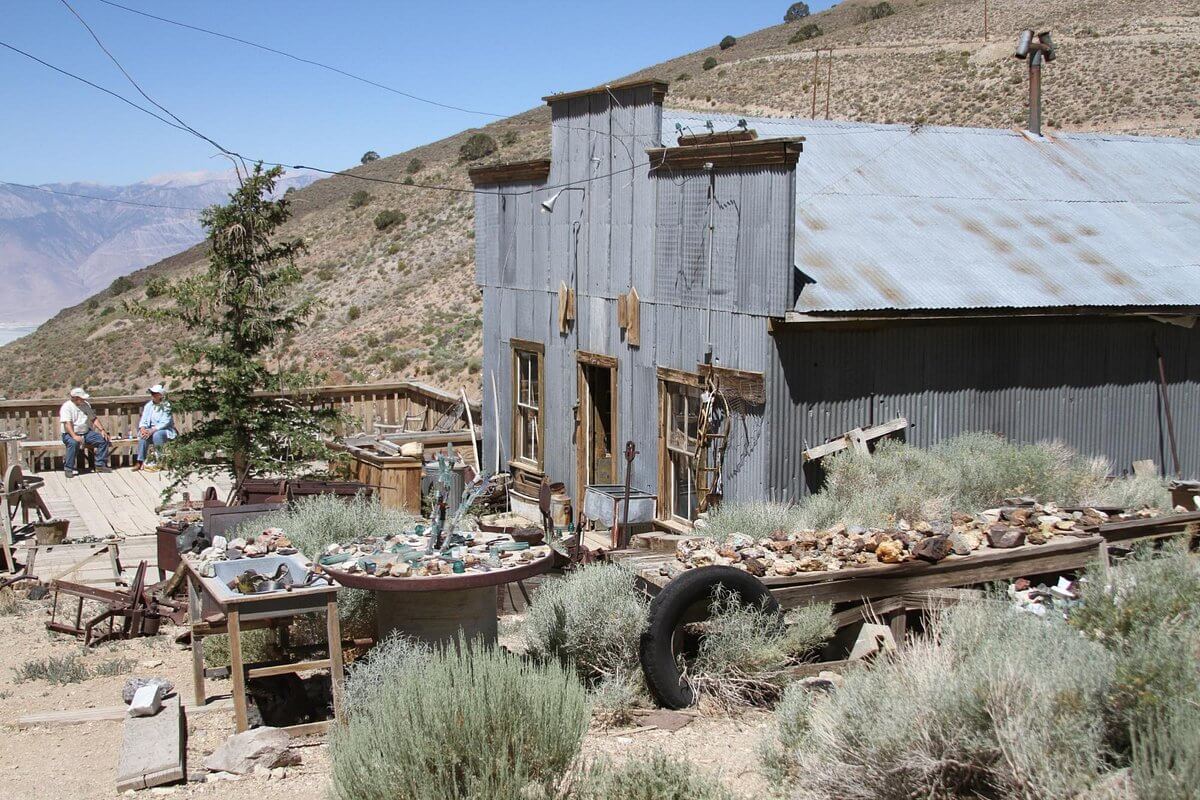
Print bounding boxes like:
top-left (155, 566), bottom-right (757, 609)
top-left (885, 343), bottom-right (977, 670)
top-left (513, 344), bottom-right (542, 469)
top-left (662, 380), bottom-right (701, 522)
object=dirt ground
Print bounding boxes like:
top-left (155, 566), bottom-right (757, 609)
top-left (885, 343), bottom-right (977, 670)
top-left (0, 593), bottom-right (775, 800)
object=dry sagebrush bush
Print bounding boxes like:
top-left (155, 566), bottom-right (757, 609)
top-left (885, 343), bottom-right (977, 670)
top-left (687, 589), bottom-right (832, 709)
top-left (770, 602), bottom-right (1116, 800)
top-left (523, 563), bottom-right (649, 684)
top-left (575, 752), bottom-right (734, 800)
top-left (237, 492), bottom-right (418, 556)
top-left (330, 639), bottom-right (588, 800)
top-left (796, 433), bottom-right (1169, 529)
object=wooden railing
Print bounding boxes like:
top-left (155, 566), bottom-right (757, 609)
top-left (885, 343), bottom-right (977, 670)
top-left (0, 381), bottom-right (480, 443)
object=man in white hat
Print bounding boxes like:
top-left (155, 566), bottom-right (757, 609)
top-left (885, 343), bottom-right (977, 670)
top-left (134, 384), bottom-right (176, 471)
top-left (59, 387), bottom-right (111, 478)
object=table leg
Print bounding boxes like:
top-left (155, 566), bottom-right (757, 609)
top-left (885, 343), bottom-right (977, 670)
top-left (228, 609), bottom-right (249, 732)
top-left (188, 578), bottom-right (206, 705)
top-left (326, 599), bottom-right (345, 724)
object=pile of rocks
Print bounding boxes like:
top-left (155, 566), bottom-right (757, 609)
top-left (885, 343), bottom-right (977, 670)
top-left (320, 531), bottom-right (551, 579)
top-left (185, 527), bottom-right (298, 577)
top-left (673, 502), bottom-right (1158, 578)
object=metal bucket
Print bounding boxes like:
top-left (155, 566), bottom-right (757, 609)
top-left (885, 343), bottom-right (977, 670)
top-left (34, 519), bottom-right (70, 545)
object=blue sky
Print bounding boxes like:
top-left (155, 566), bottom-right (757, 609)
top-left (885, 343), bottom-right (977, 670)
top-left (1, 1), bottom-right (835, 186)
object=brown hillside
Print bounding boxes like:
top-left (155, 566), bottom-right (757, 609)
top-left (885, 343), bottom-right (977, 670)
top-left (2, 0), bottom-right (1197, 399)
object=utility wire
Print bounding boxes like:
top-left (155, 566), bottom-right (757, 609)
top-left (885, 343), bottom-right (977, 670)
top-left (58, 0), bottom-right (237, 160)
top-left (1, 38), bottom-right (650, 198)
top-left (1, 180), bottom-right (206, 210)
top-left (94, 0), bottom-right (505, 118)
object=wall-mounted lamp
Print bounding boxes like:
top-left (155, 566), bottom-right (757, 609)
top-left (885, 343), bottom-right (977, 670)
top-left (540, 186), bottom-right (586, 214)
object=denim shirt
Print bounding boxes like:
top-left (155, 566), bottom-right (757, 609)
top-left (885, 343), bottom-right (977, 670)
top-left (139, 400), bottom-right (177, 439)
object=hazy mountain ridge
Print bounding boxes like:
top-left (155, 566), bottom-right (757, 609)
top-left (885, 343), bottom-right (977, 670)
top-left (0, 171), bottom-right (316, 325)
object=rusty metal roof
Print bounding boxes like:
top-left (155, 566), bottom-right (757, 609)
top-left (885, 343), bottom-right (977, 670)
top-left (663, 111), bottom-right (1200, 313)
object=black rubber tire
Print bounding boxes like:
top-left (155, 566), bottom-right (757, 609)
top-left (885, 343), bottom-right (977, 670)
top-left (639, 565), bottom-right (780, 709)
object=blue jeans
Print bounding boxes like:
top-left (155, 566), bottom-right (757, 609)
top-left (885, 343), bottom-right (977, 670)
top-left (137, 429), bottom-right (172, 462)
top-left (62, 430), bottom-right (109, 471)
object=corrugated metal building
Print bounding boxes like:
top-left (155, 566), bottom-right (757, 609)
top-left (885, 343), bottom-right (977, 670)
top-left (471, 78), bottom-right (1200, 528)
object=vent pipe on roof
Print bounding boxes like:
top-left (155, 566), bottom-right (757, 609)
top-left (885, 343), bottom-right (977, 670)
top-left (1014, 30), bottom-right (1056, 136)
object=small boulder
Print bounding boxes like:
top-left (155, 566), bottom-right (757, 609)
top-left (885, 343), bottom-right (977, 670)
top-left (122, 677), bottom-right (175, 705)
top-left (912, 535), bottom-right (952, 563)
top-left (985, 526), bottom-right (1026, 549)
top-left (948, 532), bottom-right (976, 556)
top-left (741, 557), bottom-right (767, 577)
top-left (203, 727), bottom-right (301, 776)
top-left (875, 539), bottom-right (906, 564)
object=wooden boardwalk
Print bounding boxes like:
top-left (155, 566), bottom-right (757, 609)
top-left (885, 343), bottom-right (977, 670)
top-left (18, 468), bottom-right (232, 587)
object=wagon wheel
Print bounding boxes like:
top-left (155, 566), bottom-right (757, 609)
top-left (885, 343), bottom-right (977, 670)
top-left (4, 464), bottom-right (50, 525)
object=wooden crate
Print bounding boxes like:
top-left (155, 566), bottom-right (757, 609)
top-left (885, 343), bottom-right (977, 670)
top-left (336, 442), bottom-right (423, 513)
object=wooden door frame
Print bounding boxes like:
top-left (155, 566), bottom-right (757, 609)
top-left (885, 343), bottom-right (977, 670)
top-left (575, 351), bottom-right (618, 507)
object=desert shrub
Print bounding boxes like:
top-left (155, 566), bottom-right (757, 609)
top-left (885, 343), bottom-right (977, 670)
top-left (789, 23), bottom-right (822, 43)
top-left (775, 602), bottom-right (1115, 798)
top-left (203, 628), bottom-right (282, 669)
top-left (346, 305), bottom-right (362, 322)
top-left (796, 433), bottom-right (1165, 528)
top-left (86, 298), bottom-right (99, 311)
top-left (402, 176), bottom-right (415, 185)
top-left (523, 563), bottom-right (648, 684)
top-left (700, 500), bottom-right (805, 543)
top-left (686, 588), bottom-right (831, 708)
top-left (338, 344), bottom-right (358, 358)
top-left (0, 587), bottom-right (24, 616)
top-left (760, 681), bottom-right (818, 782)
top-left (1070, 541), bottom-right (1200, 643)
top-left (329, 640), bottom-right (589, 800)
top-left (702, 56), bottom-right (719, 71)
top-left (676, 72), bottom-right (692, 81)
top-left (14, 653), bottom-right (91, 685)
top-left (360, 150), bottom-right (380, 164)
top-left (373, 209), bottom-right (405, 231)
top-left (459, 133), bottom-right (497, 162)
top-left (1091, 473), bottom-right (1172, 511)
top-left (143, 276), bottom-right (169, 298)
top-left (500, 130), bottom-right (519, 146)
top-left (576, 752), bottom-right (733, 800)
top-left (92, 657), bottom-right (134, 677)
top-left (590, 670), bottom-right (644, 727)
top-left (108, 275), bottom-right (134, 295)
top-left (866, 1), bottom-right (895, 20)
top-left (238, 493), bottom-right (417, 562)
top-left (405, 158), bottom-right (423, 174)
top-left (343, 632), bottom-right (431, 714)
top-left (1130, 704), bottom-right (1200, 800)
top-left (784, 2), bottom-right (810, 22)
top-left (347, 190), bottom-right (372, 209)
top-left (719, 35), bottom-right (737, 50)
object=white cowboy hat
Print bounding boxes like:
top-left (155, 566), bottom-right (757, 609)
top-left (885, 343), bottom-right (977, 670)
top-left (69, 387), bottom-right (90, 400)
top-left (147, 384), bottom-right (166, 395)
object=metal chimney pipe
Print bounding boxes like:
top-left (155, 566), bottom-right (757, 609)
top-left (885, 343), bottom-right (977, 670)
top-left (1028, 50), bottom-right (1043, 136)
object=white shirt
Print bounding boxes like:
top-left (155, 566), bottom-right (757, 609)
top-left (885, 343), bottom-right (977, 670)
top-left (59, 400), bottom-right (95, 435)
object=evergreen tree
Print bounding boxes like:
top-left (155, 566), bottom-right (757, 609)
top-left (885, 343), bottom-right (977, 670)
top-left (139, 164), bottom-right (341, 492)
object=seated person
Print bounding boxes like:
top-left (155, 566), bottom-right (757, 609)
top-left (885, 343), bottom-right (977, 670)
top-left (59, 387), bottom-right (111, 477)
top-left (134, 384), bottom-right (176, 471)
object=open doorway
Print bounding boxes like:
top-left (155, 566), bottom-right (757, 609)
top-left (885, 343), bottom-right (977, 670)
top-left (576, 354), bottom-right (618, 496)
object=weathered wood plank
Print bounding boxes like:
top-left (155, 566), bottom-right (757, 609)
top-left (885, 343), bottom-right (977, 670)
top-left (115, 696), bottom-right (186, 792)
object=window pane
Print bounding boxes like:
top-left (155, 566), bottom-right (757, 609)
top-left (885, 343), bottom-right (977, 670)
top-left (528, 355), bottom-right (539, 411)
top-left (671, 450), bottom-right (696, 519)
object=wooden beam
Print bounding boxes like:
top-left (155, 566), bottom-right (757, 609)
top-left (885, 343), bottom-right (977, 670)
top-left (542, 77), bottom-right (669, 105)
top-left (18, 699), bottom-right (231, 729)
top-left (647, 137), bottom-right (804, 173)
top-left (803, 417), bottom-right (909, 462)
top-left (467, 159), bottom-right (551, 186)
top-left (115, 696), bottom-right (186, 792)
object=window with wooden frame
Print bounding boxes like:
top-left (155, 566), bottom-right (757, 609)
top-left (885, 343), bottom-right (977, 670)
top-left (659, 373), bottom-right (703, 524)
top-left (511, 340), bottom-right (544, 470)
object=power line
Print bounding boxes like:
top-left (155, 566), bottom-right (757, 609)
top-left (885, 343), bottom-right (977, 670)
top-left (94, 0), bottom-right (505, 119)
top-left (58, 0), bottom-right (236, 160)
top-left (2, 37), bottom-right (653, 199)
top-left (0, 180), bottom-right (206, 210)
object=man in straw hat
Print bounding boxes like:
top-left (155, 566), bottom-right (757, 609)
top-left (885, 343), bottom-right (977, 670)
top-left (133, 384), bottom-right (176, 471)
top-left (59, 387), bottom-right (111, 478)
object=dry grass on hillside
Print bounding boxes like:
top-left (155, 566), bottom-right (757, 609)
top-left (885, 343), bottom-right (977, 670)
top-left (2, 0), bottom-right (1197, 399)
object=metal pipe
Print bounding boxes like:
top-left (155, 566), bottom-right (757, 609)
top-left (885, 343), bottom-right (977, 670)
top-left (825, 50), bottom-right (832, 120)
top-left (1156, 343), bottom-right (1182, 477)
top-left (811, 51), bottom-right (819, 119)
top-left (1028, 52), bottom-right (1043, 136)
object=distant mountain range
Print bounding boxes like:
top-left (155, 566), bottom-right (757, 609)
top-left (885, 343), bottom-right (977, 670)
top-left (0, 170), bottom-right (316, 325)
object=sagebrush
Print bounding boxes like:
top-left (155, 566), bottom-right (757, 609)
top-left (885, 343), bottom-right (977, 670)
top-left (330, 639), bottom-right (589, 800)
top-left (523, 563), bottom-right (649, 684)
top-left (770, 601), bottom-right (1116, 799)
top-left (686, 589), bottom-right (832, 709)
top-left (575, 752), bottom-right (734, 800)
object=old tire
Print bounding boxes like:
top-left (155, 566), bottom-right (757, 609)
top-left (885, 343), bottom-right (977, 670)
top-left (639, 565), bottom-right (780, 709)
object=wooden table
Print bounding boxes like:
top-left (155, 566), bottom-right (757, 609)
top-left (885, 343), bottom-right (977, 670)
top-left (613, 511), bottom-right (1200, 610)
top-left (183, 558), bottom-right (345, 736)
